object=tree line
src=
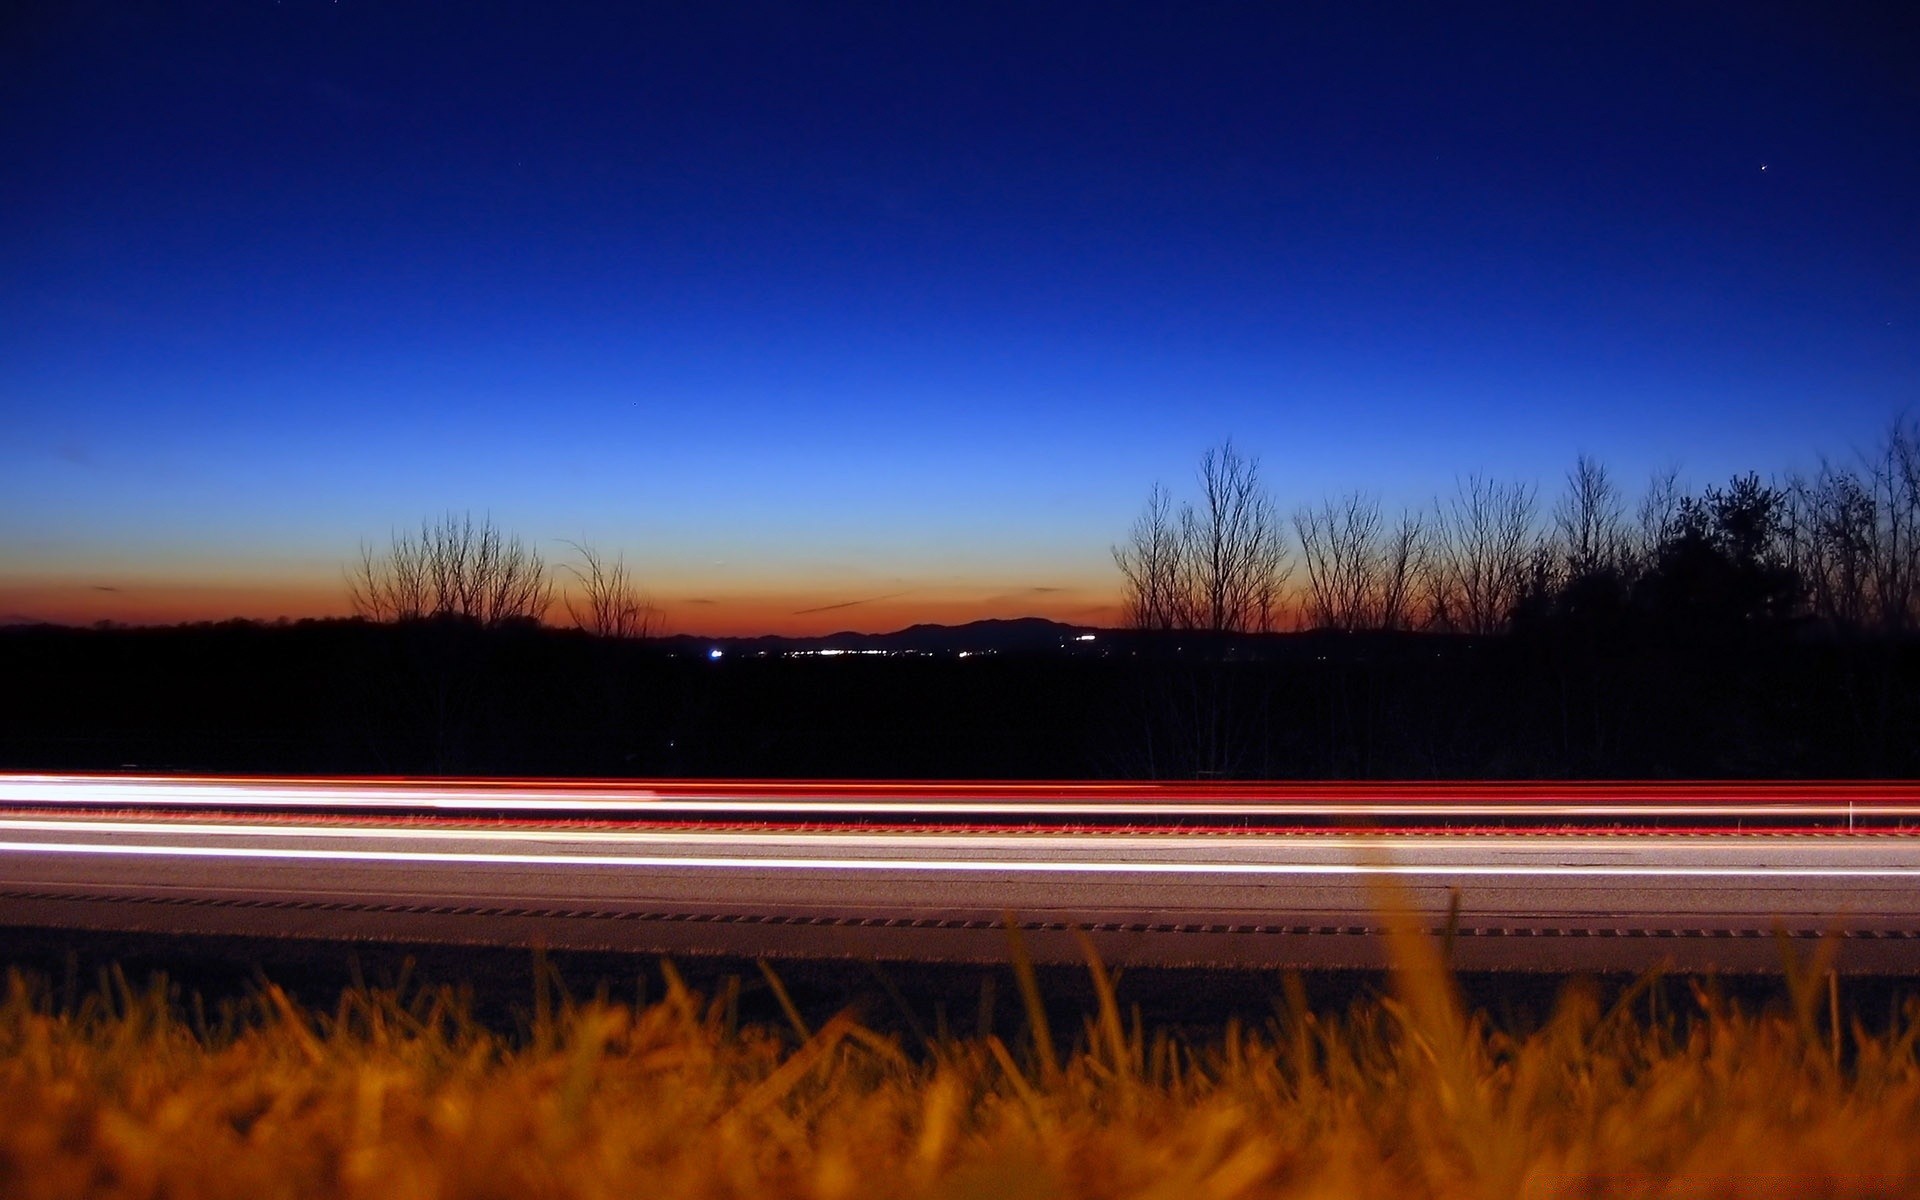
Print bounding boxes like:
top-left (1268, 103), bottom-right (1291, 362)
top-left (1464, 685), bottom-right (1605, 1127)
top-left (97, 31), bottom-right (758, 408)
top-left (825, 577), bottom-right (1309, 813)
top-left (341, 418), bottom-right (1920, 649)
top-left (347, 513), bottom-right (659, 639)
top-left (1115, 419), bottom-right (1920, 645)
top-left (7, 423), bottom-right (1916, 782)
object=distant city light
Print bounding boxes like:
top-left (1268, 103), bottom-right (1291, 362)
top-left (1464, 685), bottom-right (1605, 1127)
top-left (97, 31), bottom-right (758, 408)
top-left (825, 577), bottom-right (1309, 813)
top-left (708, 648), bottom-right (724, 660)
top-left (1076, 634), bottom-right (1096, 641)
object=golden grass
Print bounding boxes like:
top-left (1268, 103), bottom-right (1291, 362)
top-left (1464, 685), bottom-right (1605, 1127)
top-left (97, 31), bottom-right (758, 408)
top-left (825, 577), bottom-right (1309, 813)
top-left (1, 942), bottom-right (1916, 1199)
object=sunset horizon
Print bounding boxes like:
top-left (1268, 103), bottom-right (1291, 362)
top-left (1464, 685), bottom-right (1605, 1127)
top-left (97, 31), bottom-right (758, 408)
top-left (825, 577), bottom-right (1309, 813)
top-left (5, 8), bottom-right (1920, 1191)
top-left (7, 5), bottom-right (1912, 644)
top-left (8, 410), bottom-right (1916, 636)
top-left (0, 568), bottom-right (1123, 637)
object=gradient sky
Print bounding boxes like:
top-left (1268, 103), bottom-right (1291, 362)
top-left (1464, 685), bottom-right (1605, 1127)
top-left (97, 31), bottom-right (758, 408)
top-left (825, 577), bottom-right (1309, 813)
top-left (3, 2), bottom-right (1916, 634)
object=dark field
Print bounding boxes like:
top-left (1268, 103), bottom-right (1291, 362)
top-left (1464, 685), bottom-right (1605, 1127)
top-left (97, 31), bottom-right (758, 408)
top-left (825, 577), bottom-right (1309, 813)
top-left (4, 620), bottom-right (1917, 781)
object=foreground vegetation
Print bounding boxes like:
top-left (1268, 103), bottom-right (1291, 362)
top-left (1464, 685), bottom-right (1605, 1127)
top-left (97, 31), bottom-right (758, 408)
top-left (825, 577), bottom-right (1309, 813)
top-left (3, 933), bottom-right (1917, 1199)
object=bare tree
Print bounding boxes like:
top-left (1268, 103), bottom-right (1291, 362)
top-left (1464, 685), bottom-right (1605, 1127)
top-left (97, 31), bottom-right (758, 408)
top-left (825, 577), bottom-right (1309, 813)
top-left (1788, 419), bottom-right (1920, 634)
top-left (1292, 494), bottom-right (1393, 630)
top-left (1115, 442), bottom-right (1293, 635)
top-left (1112, 482), bottom-right (1183, 631)
top-left (348, 513), bottom-right (554, 627)
top-left (1866, 418), bottom-right (1920, 632)
top-left (348, 536), bottom-right (432, 625)
top-left (1177, 440), bottom-right (1293, 634)
top-left (1293, 492), bottom-right (1425, 632)
top-left (1634, 466), bottom-right (1684, 571)
top-left (1113, 441), bottom-right (1293, 781)
top-left (563, 541), bottom-right (660, 639)
top-left (1554, 454), bottom-right (1627, 577)
top-left (1378, 510), bottom-right (1424, 631)
top-left (1788, 464), bottom-right (1874, 631)
top-left (1295, 492), bottom-right (1381, 632)
top-left (1424, 474), bottom-right (1538, 635)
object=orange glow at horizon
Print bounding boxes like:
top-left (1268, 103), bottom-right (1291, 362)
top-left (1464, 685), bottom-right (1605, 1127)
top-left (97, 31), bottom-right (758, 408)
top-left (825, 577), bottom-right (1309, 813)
top-left (656, 587), bottom-right (1122, 637)
top-left (0, 577), bottom-right (1126, 636)
top-left (0, 580), bottom-right (356, 628)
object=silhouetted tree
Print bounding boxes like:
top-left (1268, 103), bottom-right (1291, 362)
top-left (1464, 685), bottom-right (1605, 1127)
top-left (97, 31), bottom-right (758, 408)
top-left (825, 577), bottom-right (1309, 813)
top-left (1639, 474), bottom-right (1801, 635)
top-left (1789, 463), bottom-right (1877, 632)
top-left (344, 513), bottom-right (554, 772)
top-left (1379, 512), bottom-right (1425, 631)
top-left (1554, 455), bottom-right (1628, 578)
top-left (1294, 492), bottom-right (1422, 631)
top-left (1537, 455), bottom-right (1633, 628)
top-left (1115, 441), bottom-right (1292, 637)
top-left (348, 513), bottom-right (554, 627)
top-left (1634, 465), bottom-right (1684, 571)
top-left (1112, 482), bottom-right (1183, 631)
top-left (1112, 441), bottom-right (1293, 779)
top-left (1863, 419), bottom-right (1920, 633)
top-left (1423, 474), bottom-right (1538, 634)
top-left (563, 541), bottom-right (659, 639)
top-left (1179, 440), bottom-right (1293, 635)
top-left (1789, 419), bottom-right (1920, 635)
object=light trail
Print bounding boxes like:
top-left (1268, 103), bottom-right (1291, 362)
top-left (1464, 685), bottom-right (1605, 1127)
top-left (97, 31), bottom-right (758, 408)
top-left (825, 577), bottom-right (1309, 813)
top-left (2, 838), bottom-right (1919, 878)
top-left (6, 774), bottom-right (1920, 824)
top-left (0, 814), bottom-right (1897, 850)
top-left (5, 778), bottom-right (1919, 971)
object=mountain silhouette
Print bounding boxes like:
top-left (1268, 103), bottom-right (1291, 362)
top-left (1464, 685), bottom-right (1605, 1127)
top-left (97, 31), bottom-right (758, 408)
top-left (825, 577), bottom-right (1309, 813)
top-left (660, 617), bottom-right (1101, 655)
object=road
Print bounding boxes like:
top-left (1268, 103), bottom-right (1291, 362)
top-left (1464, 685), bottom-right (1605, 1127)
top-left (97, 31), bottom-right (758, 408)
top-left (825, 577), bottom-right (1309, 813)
top-left (3, 774), bottom-right (1919, 973)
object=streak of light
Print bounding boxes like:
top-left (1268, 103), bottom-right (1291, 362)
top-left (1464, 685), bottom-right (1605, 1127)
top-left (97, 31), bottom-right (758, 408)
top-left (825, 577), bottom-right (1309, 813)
top-left (0, 816), bottom-right (1896, 853)
top-left (6, 774), bottom-right (1920, 821)
top-left (4, 838), bottom-right (1918, 878)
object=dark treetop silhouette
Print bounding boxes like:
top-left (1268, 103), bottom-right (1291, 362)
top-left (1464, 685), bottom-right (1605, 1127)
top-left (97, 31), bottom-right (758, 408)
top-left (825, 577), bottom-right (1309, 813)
top-left (7, 425), bottom-right (1920, 781)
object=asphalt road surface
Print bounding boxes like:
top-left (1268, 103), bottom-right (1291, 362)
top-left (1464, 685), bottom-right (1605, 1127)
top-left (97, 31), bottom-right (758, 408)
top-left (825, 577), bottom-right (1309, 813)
top-left (3, 774), bottom-right (1919, 973)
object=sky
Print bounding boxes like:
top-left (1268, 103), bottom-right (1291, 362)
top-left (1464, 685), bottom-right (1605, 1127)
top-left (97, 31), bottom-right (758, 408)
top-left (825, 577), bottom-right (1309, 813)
top-left (3, 2), bottom-right (1916, 634)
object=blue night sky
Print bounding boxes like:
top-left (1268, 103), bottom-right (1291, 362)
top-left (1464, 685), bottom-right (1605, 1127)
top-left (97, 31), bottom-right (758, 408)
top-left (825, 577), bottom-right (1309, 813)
top-left (3, 2), bottom-right (1915, 632)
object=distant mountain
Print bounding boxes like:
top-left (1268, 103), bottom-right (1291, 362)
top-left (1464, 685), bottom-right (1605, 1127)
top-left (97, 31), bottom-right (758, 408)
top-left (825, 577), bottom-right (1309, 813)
top-left (660, 616), bottom-right (1105, 655)
top-left (0, 614), bottom-right (58, 628)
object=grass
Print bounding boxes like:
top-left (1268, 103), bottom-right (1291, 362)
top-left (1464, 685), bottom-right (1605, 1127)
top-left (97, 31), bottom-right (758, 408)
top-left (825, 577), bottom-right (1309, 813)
top-left (1, 934), bottom-right (1917, 1199)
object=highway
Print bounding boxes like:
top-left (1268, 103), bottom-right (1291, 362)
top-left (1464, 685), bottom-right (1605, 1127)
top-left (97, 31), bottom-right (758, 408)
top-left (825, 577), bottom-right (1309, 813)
top-left (3, 774), bottom-right (1919, 973)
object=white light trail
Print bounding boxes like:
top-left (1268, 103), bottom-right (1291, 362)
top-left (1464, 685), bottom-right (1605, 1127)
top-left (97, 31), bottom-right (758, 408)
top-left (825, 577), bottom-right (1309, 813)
top-left (0, 816), bottom-right (1894, 854)
top-left (7, 775), bottom-right (1920, 821)
top-left (4, 838), bottom-right (1918, 879)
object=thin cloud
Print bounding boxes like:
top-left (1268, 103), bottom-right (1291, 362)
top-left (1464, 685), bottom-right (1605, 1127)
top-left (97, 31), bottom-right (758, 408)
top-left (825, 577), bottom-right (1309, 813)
top-left (792, 591), bottom-right (911, 616)
top-left (979, 585), bottom-right (1073, 607)
top-left (91, 585), bottom-right (121, 593)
